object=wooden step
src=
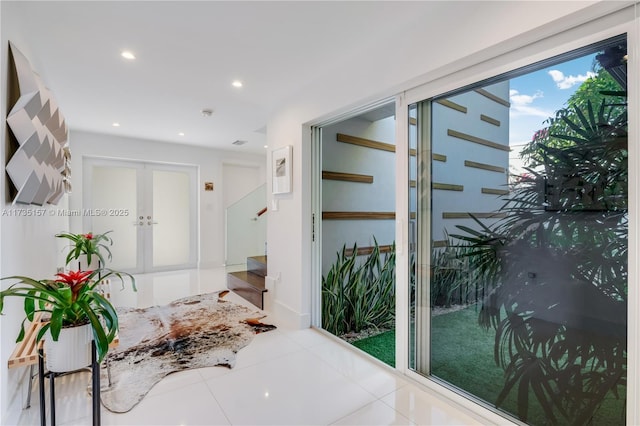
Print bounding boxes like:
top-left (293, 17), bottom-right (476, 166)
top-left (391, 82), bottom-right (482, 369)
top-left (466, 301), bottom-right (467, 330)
top-left (247, 255), bottom-right (267, 278)
top-left (227, 271), bottom-right (267, 309)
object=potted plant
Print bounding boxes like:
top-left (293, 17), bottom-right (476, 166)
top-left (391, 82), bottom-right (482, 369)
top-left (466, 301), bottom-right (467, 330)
top-left (56, 230), bottom-right (114, 270)
top-left (0, 231), bottom-right (135, 372)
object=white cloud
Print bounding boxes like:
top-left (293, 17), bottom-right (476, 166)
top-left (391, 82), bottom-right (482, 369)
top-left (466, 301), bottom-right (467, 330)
top-left (548, 69), bottom-right (596, 89)
top-left (510, 89), bottom-right (543, 106)
top-left (509, 89), bottom-right (549, 118)
top-left (509, 106), bottom-right (551, 119)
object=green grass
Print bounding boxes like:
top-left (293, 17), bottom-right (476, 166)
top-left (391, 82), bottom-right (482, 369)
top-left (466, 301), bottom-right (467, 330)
top-left (431, 307), bottom-right (626, 425)
top-left (352, 307), bottom-right (626, 425)
top-left (430, 307), bottom-right (517, 417)
top-left (352, 330), bottom-right (395, 367)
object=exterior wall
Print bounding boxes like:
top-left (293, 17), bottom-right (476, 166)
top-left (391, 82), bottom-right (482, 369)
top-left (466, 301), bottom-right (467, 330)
top-left (321, 115), bottom-right (395, 275)
top-left (431, 81), bottom-right (510, 244)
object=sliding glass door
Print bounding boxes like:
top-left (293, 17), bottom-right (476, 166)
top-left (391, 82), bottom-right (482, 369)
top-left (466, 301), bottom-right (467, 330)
top-left (315, 103), bottom-right (398, 365)
top-left (409, 35), bottom-right (628, 424)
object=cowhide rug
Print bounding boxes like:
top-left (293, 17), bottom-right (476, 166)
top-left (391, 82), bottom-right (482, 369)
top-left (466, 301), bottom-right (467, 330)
top-left (99, 291), bottom-right (275, 413)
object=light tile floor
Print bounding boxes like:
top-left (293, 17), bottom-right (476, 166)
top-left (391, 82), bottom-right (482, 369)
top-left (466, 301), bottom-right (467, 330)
top-left (15, 267), bottom-right (487, 426)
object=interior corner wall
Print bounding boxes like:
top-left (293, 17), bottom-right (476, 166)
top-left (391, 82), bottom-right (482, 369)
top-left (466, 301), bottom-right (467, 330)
top-left (68, 130), bottom-right (266, 269)
top-left (0, 4), bottom-right (70, 422)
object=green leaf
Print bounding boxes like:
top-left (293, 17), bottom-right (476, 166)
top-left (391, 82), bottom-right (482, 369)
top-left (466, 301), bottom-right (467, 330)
top-left (49, 310), bottom-right (63, 341)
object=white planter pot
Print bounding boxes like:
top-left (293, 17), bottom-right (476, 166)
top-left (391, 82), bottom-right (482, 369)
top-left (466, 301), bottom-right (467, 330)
top-left (76, 254), bottom-right (100, 272)
top-left (44, 323), bottom-right (93, 373)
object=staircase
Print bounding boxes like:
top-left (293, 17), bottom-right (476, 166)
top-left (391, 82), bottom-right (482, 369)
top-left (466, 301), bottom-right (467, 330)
top-left (227, 255), bottom-right (267, 309)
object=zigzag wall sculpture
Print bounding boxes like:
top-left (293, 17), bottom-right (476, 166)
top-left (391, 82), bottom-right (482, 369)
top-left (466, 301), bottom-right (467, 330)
top-left (6, 42), bottom-right (69, 205)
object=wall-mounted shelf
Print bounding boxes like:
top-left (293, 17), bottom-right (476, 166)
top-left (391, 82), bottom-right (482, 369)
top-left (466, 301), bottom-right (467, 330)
top-left (464, 160), bottom-right (506, 174)
top-left (435, 99), bottom-right (468, 113)
top-left (433, 183), bottom-right (464, 191)
top-left (481, 187), bottom-right (509, 195)
top-left (448, 129), bottom-right (510, 152)
top-left (442, 212), bottom-right (507, 219)
top-left (322, 171), bottom-right (373, 184)
top-left (345, 245), bottom-right (394, 256)
top-left (322, 212), bottom-right (395, 220)
top-left (337, 133), bottom-right (395, 153)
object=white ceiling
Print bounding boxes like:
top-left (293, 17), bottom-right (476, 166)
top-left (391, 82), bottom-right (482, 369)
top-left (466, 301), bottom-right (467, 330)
top-left (3, 1), bottom-right (609, 155)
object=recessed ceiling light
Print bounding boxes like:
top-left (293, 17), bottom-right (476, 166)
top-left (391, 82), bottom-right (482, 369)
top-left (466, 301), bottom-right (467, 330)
top-left (112, 122), bottom-right (120, 127)
top-left (121, 51), bottom-right (136, 60)
top-left (232, 80), bottom-right (243, 88)
top-left (178, 132), bottom-right (185, 136)
top-left (264, 145), bottom-right (268, 149)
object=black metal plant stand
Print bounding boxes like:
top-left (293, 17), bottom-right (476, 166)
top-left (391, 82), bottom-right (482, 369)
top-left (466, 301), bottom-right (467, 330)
top-left (38, 341), bottom-right (101, 426)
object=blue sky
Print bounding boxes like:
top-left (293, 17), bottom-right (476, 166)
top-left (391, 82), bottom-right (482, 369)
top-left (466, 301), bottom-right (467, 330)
top-left (508, 53), bottom-right (597, 145)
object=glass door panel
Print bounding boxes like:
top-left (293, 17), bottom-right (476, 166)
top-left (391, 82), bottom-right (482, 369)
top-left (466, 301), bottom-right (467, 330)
top-left (318, 103), bottom-right (397, 366)
top-left (411, 36), bottom-right (628, 424)
top-left (151, 169), bottom-right (193, 269)
top-left (88, 163), bottom-right (140, 271)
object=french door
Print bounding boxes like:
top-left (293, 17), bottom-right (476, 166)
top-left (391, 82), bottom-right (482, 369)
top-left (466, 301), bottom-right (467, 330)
top-left (83, 158), bottom-right (197, 273)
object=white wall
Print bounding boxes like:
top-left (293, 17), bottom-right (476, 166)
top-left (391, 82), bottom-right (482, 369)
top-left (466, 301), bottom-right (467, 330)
top-left (0, 9), bottom-right (69, 422)
top-left (223, 163), bottom-right (263, 209)
top-left (69, 130), bottom-right (266, 269)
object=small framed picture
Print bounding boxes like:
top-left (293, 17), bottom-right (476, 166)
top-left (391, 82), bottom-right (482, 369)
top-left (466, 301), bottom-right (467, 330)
top-left (272, 145), bottom-right (292, 194)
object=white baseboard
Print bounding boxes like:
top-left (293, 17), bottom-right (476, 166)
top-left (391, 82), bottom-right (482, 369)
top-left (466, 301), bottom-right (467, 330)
top-left (270, 299), bottom-right (310, 329)
top-left (198, 260), bottom-right (225, 269)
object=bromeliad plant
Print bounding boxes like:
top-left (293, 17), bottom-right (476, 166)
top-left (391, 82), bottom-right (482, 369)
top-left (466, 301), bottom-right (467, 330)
top-left (0, 268), bottom-right (133, 363)
top-left (56, 230), bottom-right (113, 267)
top-left (0, 231), bottom-right (135, 363)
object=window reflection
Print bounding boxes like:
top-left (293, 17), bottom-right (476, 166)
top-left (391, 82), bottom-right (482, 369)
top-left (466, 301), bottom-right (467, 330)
top-left (413, 36), bottom-right (628, 425)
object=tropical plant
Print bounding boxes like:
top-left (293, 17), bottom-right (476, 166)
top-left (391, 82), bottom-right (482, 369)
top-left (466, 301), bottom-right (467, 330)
top-left (520, 55), bottom-right (626, 166)
top-left (450, 80), bottom-right (627, 423)
top-left (0, 268), bottom-right (134, 363)
top-left (0, 231), bottom-right (135, 363)
top-left (430, 239), bottom-right (496, 308)
top-left (322, 240), bottom-right (395, 336)
top-left (56, 230), bottom-right (113, 266)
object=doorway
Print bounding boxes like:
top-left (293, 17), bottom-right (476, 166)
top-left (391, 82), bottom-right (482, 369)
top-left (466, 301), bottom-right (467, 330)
top-left (83, 158), bottom-right (198, 273)
top-left (314, 101), bottom-right (397, 366)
